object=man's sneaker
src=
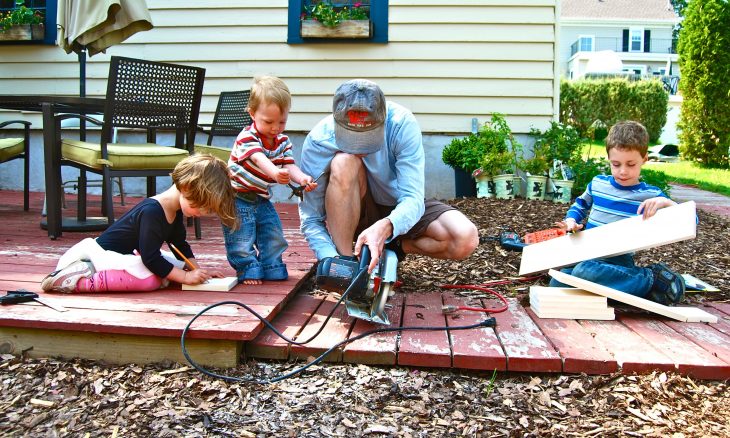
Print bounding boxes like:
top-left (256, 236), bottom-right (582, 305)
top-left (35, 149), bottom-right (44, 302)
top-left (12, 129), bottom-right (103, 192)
top-left (41, 260), bottom-right (95, 293)
top-left (647, 263), bottom-right (685, 305)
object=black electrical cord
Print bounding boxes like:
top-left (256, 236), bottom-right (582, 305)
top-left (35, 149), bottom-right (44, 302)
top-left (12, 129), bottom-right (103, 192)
top-left (181, 267), bottom-right (497, 384)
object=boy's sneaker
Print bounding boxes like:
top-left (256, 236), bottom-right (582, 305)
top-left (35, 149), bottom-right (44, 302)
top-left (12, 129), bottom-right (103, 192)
top-left (647, 263), bottom-right (685, 305)
top-left (41, 260), bottom-right (95, 293)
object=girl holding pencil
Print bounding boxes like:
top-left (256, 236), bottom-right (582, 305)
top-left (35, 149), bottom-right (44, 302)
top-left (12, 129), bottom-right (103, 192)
top-left (41, 154), bottom-right (238, 293)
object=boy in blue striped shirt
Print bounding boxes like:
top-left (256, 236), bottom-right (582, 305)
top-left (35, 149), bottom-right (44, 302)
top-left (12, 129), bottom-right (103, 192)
top-left (550, 121), bottom-right (685, 305)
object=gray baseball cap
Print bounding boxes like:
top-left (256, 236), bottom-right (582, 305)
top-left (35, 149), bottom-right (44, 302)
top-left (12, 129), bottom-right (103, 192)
top-left (332, 79), bottom-right (386, 155)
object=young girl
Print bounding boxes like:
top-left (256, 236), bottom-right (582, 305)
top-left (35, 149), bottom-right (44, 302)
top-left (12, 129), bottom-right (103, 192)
top-left (41, 154), bottom-right (238, 293)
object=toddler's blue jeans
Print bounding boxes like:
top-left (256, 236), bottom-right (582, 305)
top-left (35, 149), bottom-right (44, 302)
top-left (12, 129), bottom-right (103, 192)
top-left (223, 196), bottom-right (288, 282)
top-left (548, 253), bottom-right (653, 298)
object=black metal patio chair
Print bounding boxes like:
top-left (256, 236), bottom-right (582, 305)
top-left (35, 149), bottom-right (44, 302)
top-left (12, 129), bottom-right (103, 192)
top-left (194, 90), bottom-right (252, 162)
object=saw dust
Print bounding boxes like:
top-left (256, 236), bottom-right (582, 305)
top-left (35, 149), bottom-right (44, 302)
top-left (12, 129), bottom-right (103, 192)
top-left (1, 197), bottom-right (729, 437)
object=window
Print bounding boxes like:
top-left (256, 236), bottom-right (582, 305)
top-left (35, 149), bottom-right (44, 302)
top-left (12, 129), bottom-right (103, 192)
top-left (288, 0), bottom-right (388, 44)
top-left (578, 35), bottom-right (594, 52)
top-left (630, 28), bottom-right (643, 52)
top-left (0, 0), bottom-right (56, 45)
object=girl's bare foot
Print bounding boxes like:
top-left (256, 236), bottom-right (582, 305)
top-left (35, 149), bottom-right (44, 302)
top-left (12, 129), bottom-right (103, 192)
top-left (243, 279), bottom-right (262, 285)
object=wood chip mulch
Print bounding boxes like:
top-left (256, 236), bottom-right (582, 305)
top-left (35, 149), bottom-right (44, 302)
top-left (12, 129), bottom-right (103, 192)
top-left (1, 197), bottom-right (729, 437)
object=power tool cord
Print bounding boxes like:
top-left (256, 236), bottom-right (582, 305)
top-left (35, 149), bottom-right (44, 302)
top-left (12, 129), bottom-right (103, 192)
top-left (439, 275), bottom-right (543, 314)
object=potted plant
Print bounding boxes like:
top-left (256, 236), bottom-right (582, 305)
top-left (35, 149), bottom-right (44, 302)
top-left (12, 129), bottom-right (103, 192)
top-left (519, 137), bottom-right (551, 200)
top-left (532, 122), bottom-right (584, 203)
top-left (300, 1), bottom-right (371, 39)
top-left (0, 0), bottom-right (44, 42)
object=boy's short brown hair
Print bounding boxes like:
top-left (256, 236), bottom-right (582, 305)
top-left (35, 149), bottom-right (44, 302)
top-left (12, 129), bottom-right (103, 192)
top-left (171, 154), bottom-right (238, 229)
top-left (248, 75), bottom-right (291, 115)
top-left (606, 121), bottom-right (650, 157)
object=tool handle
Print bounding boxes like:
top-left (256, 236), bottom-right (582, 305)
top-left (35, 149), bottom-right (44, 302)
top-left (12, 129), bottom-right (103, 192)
top-left (358, 245), bottom-right (371, 272)
top-left (0, 289), bottom-right (38, 305)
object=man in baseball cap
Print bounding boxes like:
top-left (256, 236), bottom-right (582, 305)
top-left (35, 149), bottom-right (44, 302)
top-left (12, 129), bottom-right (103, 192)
top-left (299, 79), bottom-right (478, 272)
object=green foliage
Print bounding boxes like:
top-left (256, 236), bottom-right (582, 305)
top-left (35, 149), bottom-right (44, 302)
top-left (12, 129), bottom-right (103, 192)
top-left (560, 79), bottom-right (668, 142)
top-left (519, 137), bottom-right (551, 176)
top-left (442, 113), bottom-right (520, 176)
top-left (676, 0), bottom-right (730, 168)
top-left (302, 1), bottom-right (369, 28)
top-left (528, 121), bottom-right (585, 179)
top-left (640, 168), bottom-right (672, 196)
top-left (569, 157), bottom-right (609, 197)
top-left (0, 0), bottom-right (43, 31)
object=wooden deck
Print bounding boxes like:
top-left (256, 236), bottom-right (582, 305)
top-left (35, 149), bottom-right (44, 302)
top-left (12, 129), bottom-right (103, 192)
top-left (1, 190), bottom-right (730, 379)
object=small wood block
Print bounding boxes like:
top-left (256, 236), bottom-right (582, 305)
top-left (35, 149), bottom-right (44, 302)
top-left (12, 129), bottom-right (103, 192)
top-left (289, 294), bottom-right (353, 363)
top-left (530, 286), bottom-right (608, 307)
top-left (182, 277), bottom-right (237, 291)
top-left (520, 201), bottom-right (697, 275)
top-left (0, 327), bottom-right (240, 368)
top-left (525, 307), bottom-right (618, 374)
top-left (618, 315), bottom-right (730, 379)
top-left (549, 270), bottom-right (718, 323)
top-left (443, 291), bottom-right (506, 371)
top-left (491, 298), bottom-right (562, 373)
top-left (245, 293), bottom-right (323, 360)
top-left (579, 319), bottom-right (676, 374)
top-left (398, 292), bottom-right (451, 368)
top-left (343, 294), bottom-right (404, 366)
top-left (530, 304), bottom-right (615, 321)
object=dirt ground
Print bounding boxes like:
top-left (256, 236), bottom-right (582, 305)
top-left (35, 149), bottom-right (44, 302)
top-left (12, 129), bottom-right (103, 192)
top-left (1, 197), bottom-right (729, 437)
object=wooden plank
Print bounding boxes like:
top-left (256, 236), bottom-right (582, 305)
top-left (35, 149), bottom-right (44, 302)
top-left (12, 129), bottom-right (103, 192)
top-left (245, 293), bottom-right (323, 360)
top-left (343, 294), bottom-right (404, 366)
top-left (398, 292), bottom-right (451, 368)
top-left (491, 298), bottom-right (562, 373)
top-left (704, 304), bottom-right (730, 337)
top-left (289, 294), bottom-right (354, 363)
top-left (0, 327), bottom-right (240, 368)
top-left (520, 201), bottom-right (697, 275)
top-left (525, 308), bottom-right (618, 375)
top-left (443, 292), bottom-right (506, 371)
top-left (618, 315), bottom-right (730, 380)
top-left (579, 319), bottom-right (676, 374)
top-left (530, 304), bottom-right (615, 321)
top-left (529, 286), bottom-right (608, 307)
top-left (549, 270), bottom-right (718, 323)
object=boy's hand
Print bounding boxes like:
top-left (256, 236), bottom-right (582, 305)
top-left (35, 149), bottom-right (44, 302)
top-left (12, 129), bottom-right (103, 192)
top-left (274, 168), bottom-right (291, 185)
top-left (555, 218), bottom-right (583, 233)
top-left (637, 197), bottom-right (677, 219)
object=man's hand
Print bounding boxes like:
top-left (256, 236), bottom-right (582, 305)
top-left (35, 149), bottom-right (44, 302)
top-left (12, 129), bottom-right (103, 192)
top-left (354, 218), bottom-right (393, 273)
top-left (555, 218), bottom-right (583, 233)
top-left (637, 197), bottom-right (676, 219)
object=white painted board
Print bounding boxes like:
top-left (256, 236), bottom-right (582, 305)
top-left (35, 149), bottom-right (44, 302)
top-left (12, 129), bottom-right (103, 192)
top-left (519, 201), bottom-right (697, 275)
top-left (182, 277), bottom-right (238, 291)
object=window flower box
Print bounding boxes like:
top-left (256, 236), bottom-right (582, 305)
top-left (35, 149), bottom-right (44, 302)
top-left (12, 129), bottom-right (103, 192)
top-left (301, 19), bottom-right (371, 39)
top-left (0, 23), bottom-right (44, 41)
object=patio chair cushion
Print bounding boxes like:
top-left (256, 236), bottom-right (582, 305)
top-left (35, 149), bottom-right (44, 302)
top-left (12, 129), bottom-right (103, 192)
top-left (194, 144), bottom-right (231, 162)
top-left (0, 137), bottom-right (24, 162)
top-left (62, 139), bottom-right (189, 170)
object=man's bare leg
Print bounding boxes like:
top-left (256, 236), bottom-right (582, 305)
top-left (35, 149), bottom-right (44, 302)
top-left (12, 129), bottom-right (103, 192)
top-left (400, 210), bottom-right (478, 260)
top-left (325, 153), bottom-right (367, 256)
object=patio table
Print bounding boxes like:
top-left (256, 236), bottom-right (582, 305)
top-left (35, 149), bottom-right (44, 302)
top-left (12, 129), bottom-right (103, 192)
top-left (0, 95), bottom-right (106, 239)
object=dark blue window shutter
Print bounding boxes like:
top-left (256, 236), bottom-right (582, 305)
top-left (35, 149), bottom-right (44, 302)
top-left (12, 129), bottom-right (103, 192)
top-left (622, 29), bottom-right (629, 52)
top-left (644, 30), bottom-right (651, 52)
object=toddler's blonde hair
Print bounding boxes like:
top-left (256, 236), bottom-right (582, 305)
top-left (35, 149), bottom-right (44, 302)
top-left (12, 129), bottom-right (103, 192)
top-left (248, 75), bottom-right (291, 114)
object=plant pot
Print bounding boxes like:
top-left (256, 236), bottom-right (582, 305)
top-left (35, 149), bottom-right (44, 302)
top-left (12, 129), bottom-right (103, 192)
top-left (493, 174), bottom-right (515, 199)
top-left (526, 175), bottom-right (548, 200)
top-left (547, 179), bottom-right (574, 204)
top-left (301, 19), bottom-right (371, 38)
top-left (0, 24), bottom-right (44, 41)
top-left (454, 168), bottom-right (477, 198)
top-left (475, 174), bottom-right (494, 199)
top-left (512, 175), bottom-right (523, 197)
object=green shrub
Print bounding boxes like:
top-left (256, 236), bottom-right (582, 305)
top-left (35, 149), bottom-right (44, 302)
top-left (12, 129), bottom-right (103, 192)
top-left (441, 113), bottom-right (519, 175)
top-left (569, 157), bottom-right (609, 197)
top-left (560, 79), bottom-right (668, 142)
top-left (676, 0), bottom-right (730, 168)
top-left (640, 168), bottom-right (672, 196)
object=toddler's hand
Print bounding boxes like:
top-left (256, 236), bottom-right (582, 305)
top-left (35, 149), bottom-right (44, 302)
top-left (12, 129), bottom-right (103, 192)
top-left (185, 268), bottom-right (211, 285)
top-left (275, 168), bottom-right (291, 185)
top-left (299, 175), bottom-right (318, 192)
top-left (637, 197), bottom-right (676, 219)
top-left (555, 218), bottom-right (583, 233)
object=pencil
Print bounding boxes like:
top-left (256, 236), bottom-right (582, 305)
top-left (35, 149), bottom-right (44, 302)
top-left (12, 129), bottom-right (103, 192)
top-left (169, 243), bottom-right (195, 271)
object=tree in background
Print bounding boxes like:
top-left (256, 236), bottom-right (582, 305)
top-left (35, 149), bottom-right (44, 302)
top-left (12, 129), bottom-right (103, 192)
top-left (670, 0), bottom-right (687, 40)
top-left (677, 0), bottom-right (730, 168)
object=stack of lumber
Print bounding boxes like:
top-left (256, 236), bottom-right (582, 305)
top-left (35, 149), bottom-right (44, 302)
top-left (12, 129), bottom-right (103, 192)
top-left (529, 286), bottom-right (615, 320)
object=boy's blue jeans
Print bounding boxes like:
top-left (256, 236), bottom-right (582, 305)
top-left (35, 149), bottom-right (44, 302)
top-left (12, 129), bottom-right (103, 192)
top-left (222, 196), bottom-right (288, 281)
top-left (548, 253), bottom-right (653, 298)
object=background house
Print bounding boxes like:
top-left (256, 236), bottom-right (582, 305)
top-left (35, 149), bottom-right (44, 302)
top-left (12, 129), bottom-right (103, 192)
top-left (0, 0), bottom-right (560, 200)
top-left (560, 0), bottom-right (679, 82)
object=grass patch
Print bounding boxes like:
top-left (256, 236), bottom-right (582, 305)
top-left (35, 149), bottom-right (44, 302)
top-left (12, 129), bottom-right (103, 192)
top-left (580, 142), bottom-right (730, 197)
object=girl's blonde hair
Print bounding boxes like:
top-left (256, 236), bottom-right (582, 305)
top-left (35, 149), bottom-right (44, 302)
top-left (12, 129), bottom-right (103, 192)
top-left (248, 75), bottom-right (291, 114)
top-left (171, 154), bottom-right (238, 229)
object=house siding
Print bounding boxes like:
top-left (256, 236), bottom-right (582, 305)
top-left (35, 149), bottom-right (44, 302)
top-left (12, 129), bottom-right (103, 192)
top-left (0, 0), bottom-right (558, 199)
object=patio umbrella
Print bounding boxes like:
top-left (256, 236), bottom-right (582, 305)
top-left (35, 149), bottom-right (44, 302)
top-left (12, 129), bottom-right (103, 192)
top-left (57, 0), bottom-right (153, 97)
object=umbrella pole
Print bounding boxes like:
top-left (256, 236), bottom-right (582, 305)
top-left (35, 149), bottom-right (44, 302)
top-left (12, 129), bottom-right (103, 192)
top-left (78, 47), bottom-right (87, 141)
